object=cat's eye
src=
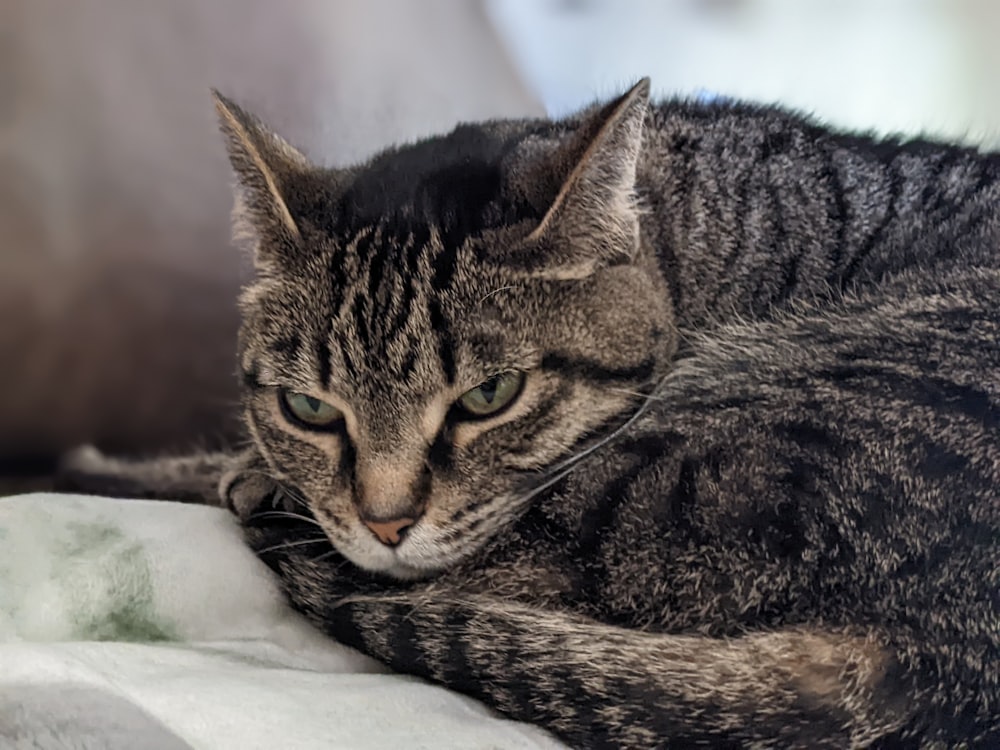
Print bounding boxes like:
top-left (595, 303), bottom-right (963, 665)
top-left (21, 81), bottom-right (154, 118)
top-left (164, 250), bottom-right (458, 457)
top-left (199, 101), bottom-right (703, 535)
top-left (279, 389), bottom-right (344, 429)
top-left (456, 372), bottom-right (525, 418)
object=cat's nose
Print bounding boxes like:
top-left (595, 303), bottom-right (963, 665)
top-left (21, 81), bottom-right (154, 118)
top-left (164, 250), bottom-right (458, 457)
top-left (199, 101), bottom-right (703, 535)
top-left (362, 513), bottom-right (422, 547)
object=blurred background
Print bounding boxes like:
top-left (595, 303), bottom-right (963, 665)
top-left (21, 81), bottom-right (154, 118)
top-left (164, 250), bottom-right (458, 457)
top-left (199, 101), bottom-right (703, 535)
top-left (3, 0), bottom-right (1000, 489)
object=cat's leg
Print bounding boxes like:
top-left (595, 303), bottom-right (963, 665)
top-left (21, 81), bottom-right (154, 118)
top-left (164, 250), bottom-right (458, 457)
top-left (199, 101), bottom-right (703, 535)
top-left (319, 592), bottom-right (922, 749)
top-left (54, 445), bottom-right (241, 505)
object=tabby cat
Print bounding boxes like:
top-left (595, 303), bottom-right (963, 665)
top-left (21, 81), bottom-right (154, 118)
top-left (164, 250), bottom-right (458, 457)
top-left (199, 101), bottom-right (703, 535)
top-left (58, 79), bottom-right (1000, 748)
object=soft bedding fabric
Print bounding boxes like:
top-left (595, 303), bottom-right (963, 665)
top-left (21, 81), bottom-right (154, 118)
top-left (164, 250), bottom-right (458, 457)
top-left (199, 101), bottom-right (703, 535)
top-left (0, 494), bottom-right (565, 750)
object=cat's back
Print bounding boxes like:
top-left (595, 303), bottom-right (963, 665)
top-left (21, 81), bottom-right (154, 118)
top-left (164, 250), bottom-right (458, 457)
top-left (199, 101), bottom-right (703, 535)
top-left (631, 97), bottom-right (1000, 327)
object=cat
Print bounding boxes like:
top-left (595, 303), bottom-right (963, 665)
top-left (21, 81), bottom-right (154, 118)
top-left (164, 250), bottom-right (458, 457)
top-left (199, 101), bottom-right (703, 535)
top-left (56, 78), bottom-right (999, 748)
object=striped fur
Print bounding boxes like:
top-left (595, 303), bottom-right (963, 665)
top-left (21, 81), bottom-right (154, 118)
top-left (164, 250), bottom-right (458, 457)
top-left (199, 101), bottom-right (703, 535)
top-left (59, 80), bottom-right (1000, 747)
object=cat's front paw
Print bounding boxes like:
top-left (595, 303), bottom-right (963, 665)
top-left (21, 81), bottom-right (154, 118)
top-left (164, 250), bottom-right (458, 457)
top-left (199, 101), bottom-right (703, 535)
top-left (219, 460), bottom-right (284, 520)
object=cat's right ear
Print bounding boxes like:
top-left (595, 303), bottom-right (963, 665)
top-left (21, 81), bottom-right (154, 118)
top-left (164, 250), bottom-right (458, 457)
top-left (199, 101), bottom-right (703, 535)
top-left (517, 78), bottom-right (650, 280)
top-left (212, 90), bottom-right (309, 270)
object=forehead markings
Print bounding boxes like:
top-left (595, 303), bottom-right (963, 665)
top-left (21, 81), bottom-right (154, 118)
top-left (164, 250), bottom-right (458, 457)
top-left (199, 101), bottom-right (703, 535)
top-left (317, 216), bottom-right (510, 391)
top-left (351, 221), bottom-right (458, 386)
top-left (357, 226), bottom-right (414, 373)
top-left (377, 230), bottom-right (419, 352)
top-left (316, 225), bottom-right (376, 390)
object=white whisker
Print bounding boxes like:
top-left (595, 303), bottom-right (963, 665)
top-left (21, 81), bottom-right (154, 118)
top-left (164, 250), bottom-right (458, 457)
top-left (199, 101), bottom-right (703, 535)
top-left (235, 469), bottom-right (313, 511)
top-left (535, 377), bottom-right (663, 478)
top-left (250, 510), bottom-right (325, 528)
top-left (479, 285), bottom-right (517, 303)
top-left (273, 484), bottom-right (312, 511)
top-left (460, 376), bottom-right (667, 542)
top-left (254, 537), bottom-right (330, 556)
top-left (311, 549), bottom-right (341, 564)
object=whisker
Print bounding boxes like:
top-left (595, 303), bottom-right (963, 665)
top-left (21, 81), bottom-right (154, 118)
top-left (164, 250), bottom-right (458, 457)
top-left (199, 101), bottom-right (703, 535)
top-left (234, 469), bottom-right (312, 511)
top-left (273, 485), bottom-right (312, 511)
top-left (254, 537), bottom-right (329, 556)
top-left (457, 376), bottom-right (668, 540)
top-left (249, 510), bottom-right (324, 528)
top-left (607, 386), bottom-right (657, 399)
top-left (479, 285), bottom-right (517, 304)
top-left (311, 549), bottom-right (341, 564)
top-left (536, 378), bottom-right (662, 477)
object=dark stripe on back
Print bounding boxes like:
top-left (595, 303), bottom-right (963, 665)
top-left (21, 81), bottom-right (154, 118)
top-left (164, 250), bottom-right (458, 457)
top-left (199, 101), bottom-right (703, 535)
top-left (919, 441), bottom-right (972, 480)
top-left (821, 145), bottom-right (851, 276)
top-left (919, 150), bottom-right (961, 221)
top-left (838, 159), bottom-right (902, 288)
top-left (773, 420), bottom-right (853, 459)
top-left (767, 181), bottom-right (798, 306)
top-left (818, 365), bottom-right (1000, 432)
top-left (542, 353), bottom-right (656, 384)
top-left (706, 156), bottom-right (755, 310)
top-left (578, 434), bottom-right (670, 553)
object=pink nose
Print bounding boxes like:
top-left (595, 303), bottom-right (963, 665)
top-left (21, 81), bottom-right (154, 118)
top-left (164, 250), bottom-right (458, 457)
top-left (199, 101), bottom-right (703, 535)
top-left (363, 516), bottom-right (419, 546)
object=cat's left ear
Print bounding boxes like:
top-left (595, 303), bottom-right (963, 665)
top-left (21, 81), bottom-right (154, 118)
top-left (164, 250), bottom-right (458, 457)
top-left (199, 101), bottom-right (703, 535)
top-left (212, 90), bottom-right (310, 271)
top-left (525, 78), bottom-right (650, 279)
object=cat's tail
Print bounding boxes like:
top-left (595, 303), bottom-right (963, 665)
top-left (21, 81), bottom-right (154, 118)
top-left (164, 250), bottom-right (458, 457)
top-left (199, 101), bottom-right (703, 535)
top-left (53, 445), bottom-right (285, 519)
top-left (53, 445), bottom-right (240, 505)
top-left (323, 591), bottom-right (993, 749)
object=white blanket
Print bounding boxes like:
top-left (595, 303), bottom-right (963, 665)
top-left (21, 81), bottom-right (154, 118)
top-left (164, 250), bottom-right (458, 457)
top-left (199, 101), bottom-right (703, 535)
top-left (0, 494), bottom-right (564, 750)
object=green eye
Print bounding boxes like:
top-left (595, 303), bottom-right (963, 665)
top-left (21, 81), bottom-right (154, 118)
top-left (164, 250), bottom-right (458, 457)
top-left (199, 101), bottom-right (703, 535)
top-left (457, 372), bottom-right (525, 418)
top-left (279, 389), bottom-right (344, 429)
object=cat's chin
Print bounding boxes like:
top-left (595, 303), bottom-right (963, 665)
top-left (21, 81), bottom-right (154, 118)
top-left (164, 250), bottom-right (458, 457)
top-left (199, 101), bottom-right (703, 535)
top-left (346, 552), bottom-right (443, 582)
top-left (377, 561), bottom-right (440, 582)
top-left (336, 537), bottom-right (452, 582)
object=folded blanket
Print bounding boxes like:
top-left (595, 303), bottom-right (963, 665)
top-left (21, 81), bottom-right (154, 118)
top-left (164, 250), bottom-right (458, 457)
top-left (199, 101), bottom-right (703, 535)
top-left (0, 494), bottom-right (564, 750)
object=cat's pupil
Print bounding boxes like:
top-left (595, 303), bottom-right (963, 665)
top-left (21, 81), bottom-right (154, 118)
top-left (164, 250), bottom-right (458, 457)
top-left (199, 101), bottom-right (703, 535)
top-left (304, 396), bottom-right (322, 413)
top-left (479, 379), bottom-right (499, 404)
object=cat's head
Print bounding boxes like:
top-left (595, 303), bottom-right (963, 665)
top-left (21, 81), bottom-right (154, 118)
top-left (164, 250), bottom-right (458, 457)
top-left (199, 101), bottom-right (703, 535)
top-left (215, 79), bottom-right (675, 579)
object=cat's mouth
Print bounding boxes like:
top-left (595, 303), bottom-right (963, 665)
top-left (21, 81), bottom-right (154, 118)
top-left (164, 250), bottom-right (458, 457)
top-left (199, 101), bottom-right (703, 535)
top-left (244, 501), bottom-right (438, 582)
top-left (333, 521), bottom-right (456, 580)
top-left (245, 482), bottom-right (467, 580)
